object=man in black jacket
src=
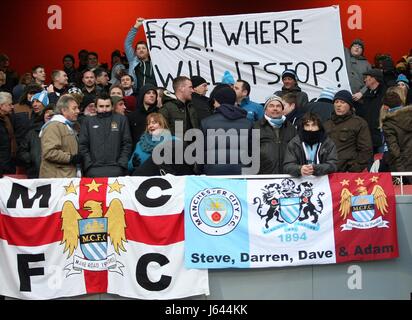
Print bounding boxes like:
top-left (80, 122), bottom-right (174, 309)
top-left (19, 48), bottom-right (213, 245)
top-left (79, 93), bottom-right (132, 177)
top-left (190, 75), bottom-right (211, 121)
top-left (201, 85), bottom-right (256, 175)
top-left (356, 68), bottom-right (387, 154)
top-left (127, 83), bottom-right (159, 146)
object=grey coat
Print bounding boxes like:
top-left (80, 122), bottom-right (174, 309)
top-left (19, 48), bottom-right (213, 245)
top-left (344, 47), bottom-right (371, 94)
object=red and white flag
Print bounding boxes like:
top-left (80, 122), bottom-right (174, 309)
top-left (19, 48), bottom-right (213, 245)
top-left (0, 176), bottom-right (209, 299)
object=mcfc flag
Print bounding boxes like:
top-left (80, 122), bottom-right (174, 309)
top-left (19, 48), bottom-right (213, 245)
top-left (184, 174), bottom-right (398, 269)
top-left (0, 176), bottom-right (209, 299)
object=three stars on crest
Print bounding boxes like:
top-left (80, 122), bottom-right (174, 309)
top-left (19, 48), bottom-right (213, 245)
top-left (64, 179), bottom-right (125, 195)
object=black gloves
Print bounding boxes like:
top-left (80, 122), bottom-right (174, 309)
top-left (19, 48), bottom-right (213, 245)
top-left (70, 154), bottom-right (83, 165)
top-left (132, 154), bottom-right (141, 168)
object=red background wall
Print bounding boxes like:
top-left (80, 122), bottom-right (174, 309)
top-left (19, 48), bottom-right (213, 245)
top-left (1, 0), bottom-right (411, 77)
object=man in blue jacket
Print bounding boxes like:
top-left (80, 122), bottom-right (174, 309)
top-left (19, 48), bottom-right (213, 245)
top-left (124, 17), bottom-right (157, 95)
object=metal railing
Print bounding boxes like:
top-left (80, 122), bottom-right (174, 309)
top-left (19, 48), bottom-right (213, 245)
top-left (209, 172), bottom-right (412, 195)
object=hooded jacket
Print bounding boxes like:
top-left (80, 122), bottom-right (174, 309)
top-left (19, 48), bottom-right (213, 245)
top-left (381, 105), bottom-right (412, 172)
top-left (127, 84), bottom-right (159, 146)
top-left (200, 104), bottom-right (252, 175)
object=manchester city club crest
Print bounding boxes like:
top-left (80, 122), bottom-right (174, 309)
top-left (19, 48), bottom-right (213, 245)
top-left (78, 218), bottom-right (108, 261)
top-left (253, 179), bottom-right (325, 234)
top-left (340, 182), bottom-right (389, 231)
top-left (60, 198), bottom-right (126, 276)
top-left (189, 188), bottom-right (242, 236)
top-left (279, 197), bottom-right (301, 224)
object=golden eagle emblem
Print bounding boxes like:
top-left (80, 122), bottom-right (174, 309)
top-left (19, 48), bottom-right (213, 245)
top-left (60, 199), bottom-right (127, 258)
top-left (339, 185), bottom-right (388, 220)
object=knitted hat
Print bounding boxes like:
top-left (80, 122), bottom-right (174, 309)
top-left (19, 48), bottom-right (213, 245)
top-left (333, 90), bottom-right (354, 109)
top-left (211, 86), bottom-right (236, 105)
top-left (31, 90), bottom-right (49, 107)
top-left (264, 94), bottom-right (284, 110)
top-left (282, 69), bottom-right (297, 82)
top-left (382, 91), bottom-right (403, 109)
top-left (111, 95), bottom-right (125, 106)
top-left (318, 87), bottom-right (337, 102)
top-left (351, 38), bottom-right (364, 50)
top-left (68, 86), bottom-right (82, 95)
top-left (190, 75), bottom-right (207, 89)
top-left (363, 68), bottom-right (384, 83)
top-left (396, 74), bottom-right (409, 89)
top-left (221, 71), bottom-right (235, 85)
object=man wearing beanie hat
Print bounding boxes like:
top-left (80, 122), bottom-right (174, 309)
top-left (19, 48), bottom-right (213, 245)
top-left (191, 76), bottom-right (207, 90)
top-left (200, 85), bottom-right (254, 175)
top-left (111, 95), bottom-right (126, 115)
top-left (324, 90), bottom-right (372, 172)
top-left (274, 69), bottom-right (309, 110)
top-left (333, 90), bottom-right (355, 109)
top-left (254, 94), bottom-right (296, 174)
top-left (358, 68), bottom-right (387, 152)
top-left (344, 38), bottom-right (371, 100)
top-left (191, 75), bottom-right (212, 121)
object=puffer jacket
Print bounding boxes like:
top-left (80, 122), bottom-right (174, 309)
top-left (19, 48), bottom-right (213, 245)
top-left (79, 112), bottom-right (132, 177)
top-left (283, 133), bottom-right (338, 177)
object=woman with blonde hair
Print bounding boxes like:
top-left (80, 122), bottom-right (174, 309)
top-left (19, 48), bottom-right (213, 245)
top-left (128, 112), bottom-right (172, 174)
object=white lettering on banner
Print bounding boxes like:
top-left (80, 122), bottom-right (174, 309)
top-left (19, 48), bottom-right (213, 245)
top-left (341, 216), bottom-right (389, 231)
top-left (144, 6), bottom-right (351, 101)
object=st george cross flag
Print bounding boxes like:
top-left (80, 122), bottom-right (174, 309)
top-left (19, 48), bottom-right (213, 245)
top-left (184, 174), bottom-right (398, 268)
top-left (0, 176), bottom-right (209, 299)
